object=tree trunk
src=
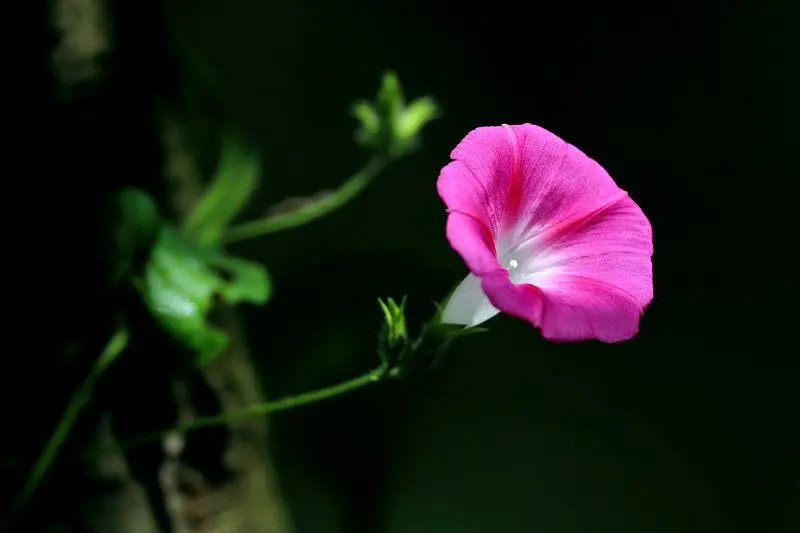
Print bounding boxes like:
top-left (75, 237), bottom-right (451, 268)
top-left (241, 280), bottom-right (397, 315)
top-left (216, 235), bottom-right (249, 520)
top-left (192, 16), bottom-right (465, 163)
top-left (2, 1), bottom-right (291, 531)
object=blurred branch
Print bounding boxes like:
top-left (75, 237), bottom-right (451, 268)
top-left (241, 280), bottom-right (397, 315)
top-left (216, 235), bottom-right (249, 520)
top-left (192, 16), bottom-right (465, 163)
top-left (220, 71), bottom-right (439, 245)
top-left (223, 154), bottom-right (387, 243)
top-left (122, 365), bottom-right (387, 450)
top-left (1, 328), bottom-right (128, 528)
top-left (157, 106), bottom-right (292, 532)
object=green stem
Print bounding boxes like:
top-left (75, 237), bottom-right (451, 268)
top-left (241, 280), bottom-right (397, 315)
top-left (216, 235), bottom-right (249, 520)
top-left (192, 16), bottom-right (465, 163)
top-left (3, 328), bottom-right (128, 525)
top-left (123, 366), bottom-right (386, 449)
top-left (223, 155), bottom-right (388, 243)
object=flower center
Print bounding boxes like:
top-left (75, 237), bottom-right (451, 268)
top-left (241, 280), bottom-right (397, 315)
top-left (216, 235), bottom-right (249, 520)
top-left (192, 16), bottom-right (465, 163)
top-left (499, 255), bottom-right (526, 283)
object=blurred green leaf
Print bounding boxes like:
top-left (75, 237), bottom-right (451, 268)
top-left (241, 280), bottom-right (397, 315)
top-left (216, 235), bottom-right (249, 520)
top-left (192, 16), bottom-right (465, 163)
top-left (352, 101), bottom-right (381, 148)
top-left (376, 71), bottom-right (405, 127)
top-left (353, 70), bottom-right (441, 158)
top-left (204, 252), bottom-right (272, 305)
top-left (119, 187), bottom-right (161, 247)
top-left (113, 188), bottom-right (163, 283)
top-left (140, 226), bottom-right (272, 364)
top-left (141, 227), bottom-right (227, 364)
top-left (183, 134), bottom-right (261, 246)
top-left (395, 96), bottom-right (441, 147)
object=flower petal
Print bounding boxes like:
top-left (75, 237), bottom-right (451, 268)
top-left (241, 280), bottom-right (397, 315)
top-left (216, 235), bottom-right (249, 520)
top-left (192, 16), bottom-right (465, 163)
top-left (498, 184), bottom-right (652, 342)
top-left (436, 125), bottom-right (519, 239)
top-left (518, 194), bottom-right (654, 309)
top-left (531, 274), bottom-right (645, 343)
top-left (444, 211), bottom-right (503, 277)
top-left (509, 124), bottom-right (626, 242)
top-left (479, 269), bottom-right (644, 343)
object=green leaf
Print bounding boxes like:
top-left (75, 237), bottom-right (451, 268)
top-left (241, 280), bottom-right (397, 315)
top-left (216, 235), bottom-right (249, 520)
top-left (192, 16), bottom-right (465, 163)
top-left (395, 96), bottom-right (441, 147)
top-left (118, 187), bottom-right (161, 247)
top-left (113, 188), bottom-right (163, 284)
top-left (430, 322), bottom-right (489, 340)
top-left (352, 100), bottom-right (381, 148)
top-left (352, 71), bottom-right (441, 158)
top-left (141, 227), bottom-right (228, 364)
top-left (183, 133), bottom-right (261, 246)
top-left (140, 227), bottom-right (272, 364)
top-left (204, 252), bottom-right (272, 305)
top-left (377, 296), bottom-right (407, 348)
top-left (376, 71), bottom-right (405, 125)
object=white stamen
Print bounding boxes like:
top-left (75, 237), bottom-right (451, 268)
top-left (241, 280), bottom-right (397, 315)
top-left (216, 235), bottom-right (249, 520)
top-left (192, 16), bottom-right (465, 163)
top-left (508, 259), bottom-right (519, 270)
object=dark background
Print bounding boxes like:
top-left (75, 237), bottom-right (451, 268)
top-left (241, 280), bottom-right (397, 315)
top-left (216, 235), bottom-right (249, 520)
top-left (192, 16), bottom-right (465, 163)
top-left (20, 0), bottom-right (798, 532)
top-left (165, 0), bottom-right (798, 532)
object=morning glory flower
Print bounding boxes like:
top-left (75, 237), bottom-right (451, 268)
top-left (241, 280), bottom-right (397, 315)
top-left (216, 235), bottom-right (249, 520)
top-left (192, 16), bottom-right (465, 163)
top-left (438, 124), bottom-right (653, 343)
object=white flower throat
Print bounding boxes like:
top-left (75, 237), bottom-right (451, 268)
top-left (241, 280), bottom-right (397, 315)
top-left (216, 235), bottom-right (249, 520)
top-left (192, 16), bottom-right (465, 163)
top-left (503, 256), bottom-right (525, 284)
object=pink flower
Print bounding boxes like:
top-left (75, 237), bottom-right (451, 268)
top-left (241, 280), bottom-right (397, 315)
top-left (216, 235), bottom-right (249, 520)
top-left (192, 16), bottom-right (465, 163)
top-left (437, 124), bottom-right (653, 343)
